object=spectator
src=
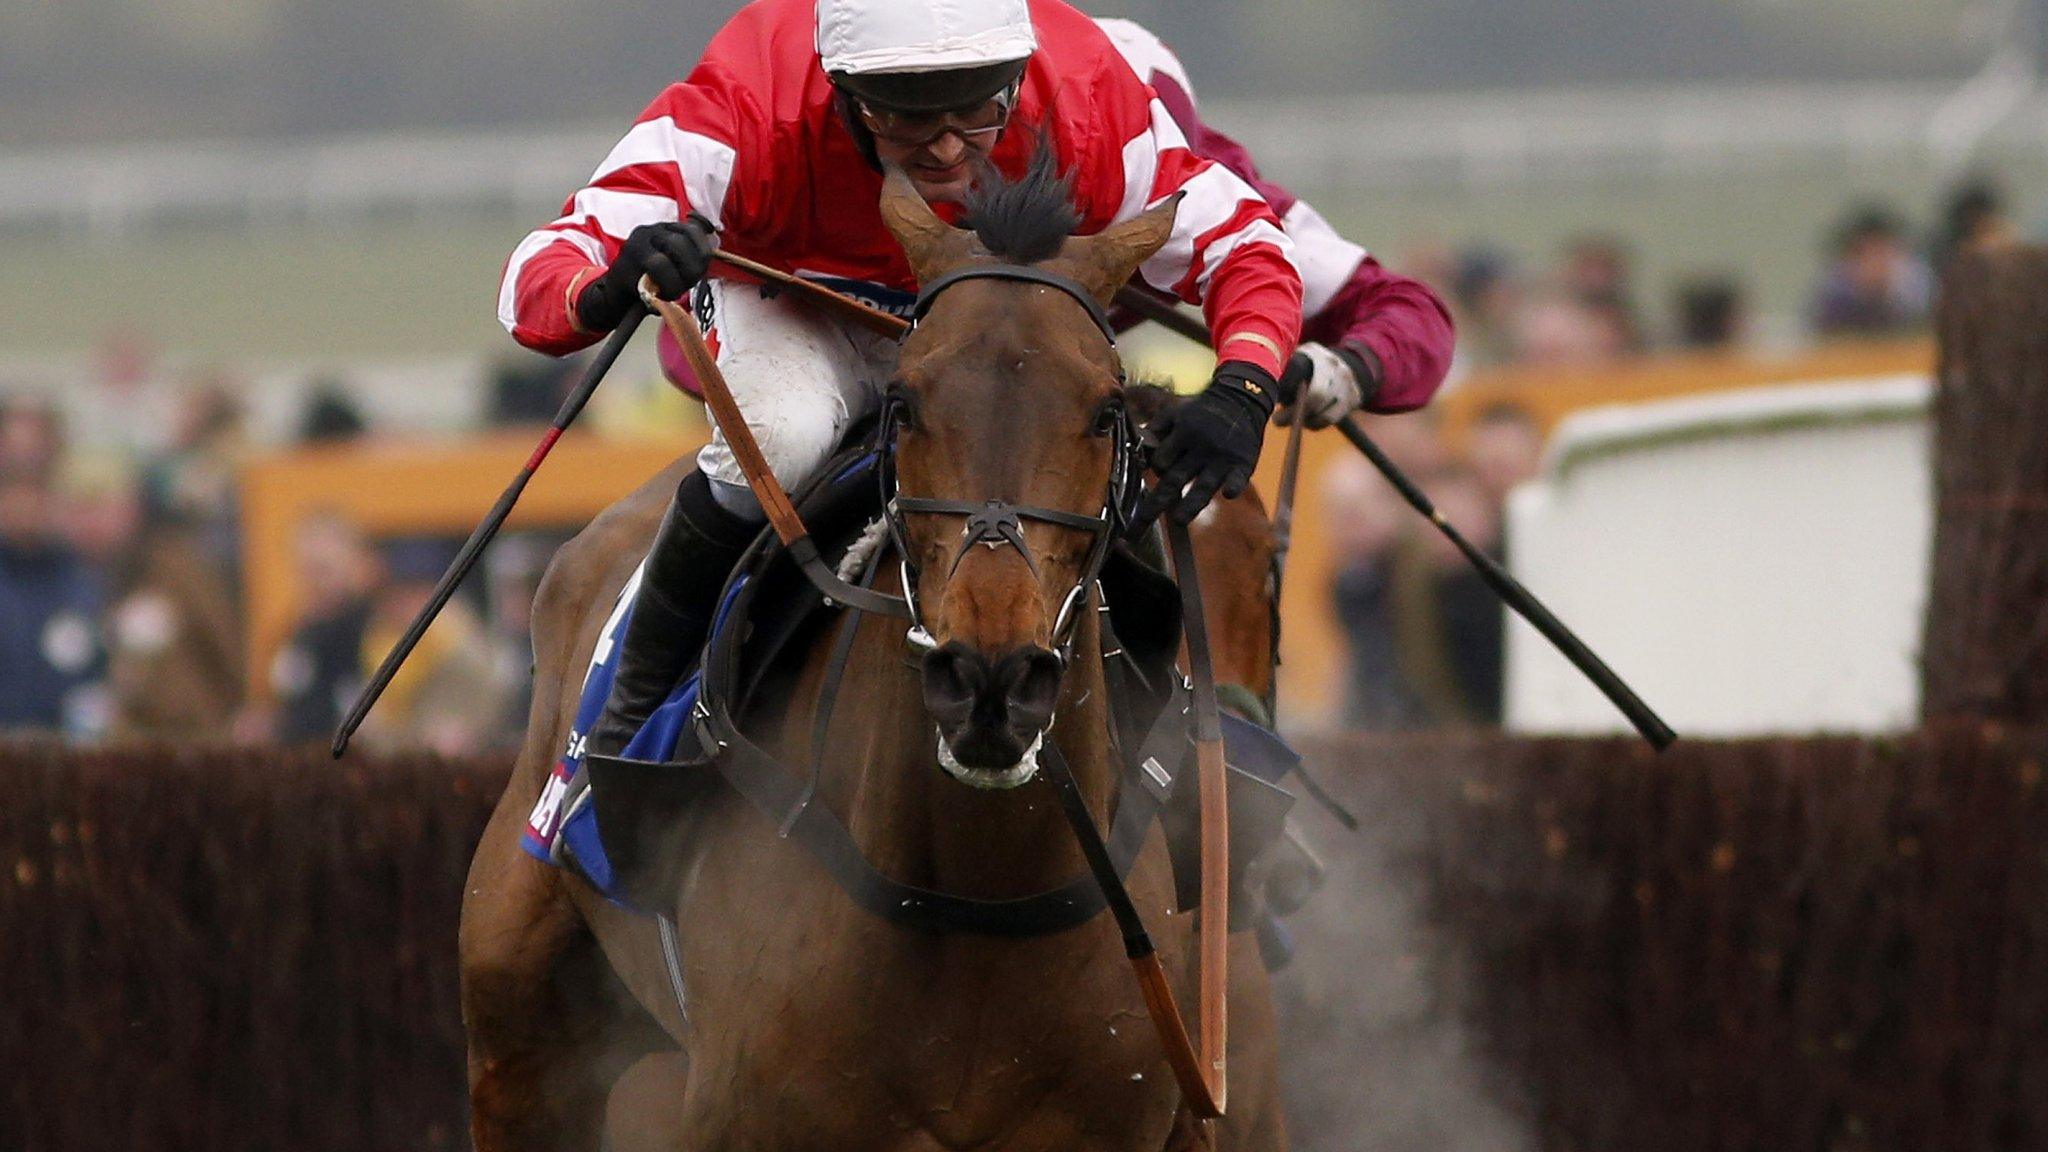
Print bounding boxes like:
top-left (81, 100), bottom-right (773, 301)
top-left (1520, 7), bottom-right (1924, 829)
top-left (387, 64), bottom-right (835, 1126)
top-left (1451, 247), bottom-right (1525, 368)
top-left (144, 377), bottom-right (250, 577)
top-left (1809, 204), bottom-right (1933, 337)
top-left (354, 539), bottom-right (520, 757)
top-left (77, 331), bottom-right (179, 462)
top-left (65, 458), bottom-right (244, 741)
top-left (244, 512), bottom-right (380, 745)
top-left (1385, 468), bottom-right (1506, 726)
top-left (0, 464), bottom-right (107, 735)
top-left (487, 353), bottom-right (581, 427)
top-left (1325, 453), bottom-right (1425, 731)
top-left (1673, 275), bottom-right (1748, 351)
top-left (1516, 290), bottom-right (1631, 366)
top-left (1562, 235), bottom-right (1645, 352)
top-left (483, 534), bottom-right (558, 734)
top-left (0, 398), bottom-right (65, 481)
top-left (1466, 402), bottom-right (1545, 514)
top-left (1328, 403), bottom-right (1517, 730)
top-left (297, 381), bottom-right (369, 445)
top-left (1934, 178), bottom-right (2020, 269)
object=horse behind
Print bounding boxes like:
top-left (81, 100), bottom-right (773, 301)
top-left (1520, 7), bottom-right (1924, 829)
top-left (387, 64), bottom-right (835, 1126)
top-left (459, 158), bottom-right (1287, 1151)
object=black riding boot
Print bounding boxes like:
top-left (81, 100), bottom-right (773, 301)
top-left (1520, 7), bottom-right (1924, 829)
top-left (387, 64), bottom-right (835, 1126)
top-left (586, 470), bottom-right (759, 759)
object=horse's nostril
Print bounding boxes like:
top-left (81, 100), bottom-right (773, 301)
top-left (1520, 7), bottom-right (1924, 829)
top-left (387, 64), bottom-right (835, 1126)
top-left (921, 643), bottom-right (1066, 742)
top-left (998, 648), bottom-right (1065, 732)
top-left (920, 643), bottom-right (985, 729)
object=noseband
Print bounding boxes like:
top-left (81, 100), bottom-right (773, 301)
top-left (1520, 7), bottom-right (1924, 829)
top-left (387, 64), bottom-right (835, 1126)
top-left (880, 264), bottom-right (1141, 656)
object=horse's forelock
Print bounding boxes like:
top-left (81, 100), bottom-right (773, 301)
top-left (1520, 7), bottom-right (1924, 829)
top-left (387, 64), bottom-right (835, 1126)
top-left (960, 141), bottom-right (1080, 266)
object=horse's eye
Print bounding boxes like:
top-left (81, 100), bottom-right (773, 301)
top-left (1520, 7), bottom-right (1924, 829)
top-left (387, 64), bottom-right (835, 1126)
top-left (886, 383), bottom-right (921, 431)
top-left (1089, 396), bottom-right (1124, 438)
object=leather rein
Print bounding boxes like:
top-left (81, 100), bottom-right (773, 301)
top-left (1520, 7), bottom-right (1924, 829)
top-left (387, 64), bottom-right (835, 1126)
top-left (647, 253), bottom-right (1232, 1118)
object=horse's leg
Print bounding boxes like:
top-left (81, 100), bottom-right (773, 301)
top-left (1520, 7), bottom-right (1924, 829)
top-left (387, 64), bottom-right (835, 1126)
top-left (463, 792), bottom-right (671, 1150)
top-left (462, 500), bottom-right (678, 1152)
top-left (605, 1051), bottom-right (692, 1152)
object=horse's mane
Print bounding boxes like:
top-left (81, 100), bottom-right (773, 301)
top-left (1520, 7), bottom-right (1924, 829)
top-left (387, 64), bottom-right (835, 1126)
top-left (1124, 379), bottom-right (1184, 425)
top-left (961, 141), bottom-right (1080, 265)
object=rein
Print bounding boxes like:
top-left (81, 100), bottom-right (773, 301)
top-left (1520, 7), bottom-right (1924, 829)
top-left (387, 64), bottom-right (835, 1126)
top-left (649, 255), bottom-right (1233, 1119)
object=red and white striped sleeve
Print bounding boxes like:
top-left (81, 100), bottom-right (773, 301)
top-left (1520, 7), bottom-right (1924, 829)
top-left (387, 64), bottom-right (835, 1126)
top-left (1111, 85), bottom-right (1302, 381)
top-left (497, 82), bottom-right (743, 355)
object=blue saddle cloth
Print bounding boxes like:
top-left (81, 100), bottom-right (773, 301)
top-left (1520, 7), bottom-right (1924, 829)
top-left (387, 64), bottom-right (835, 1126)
top-left (519, 586), bottom-right (716, 895)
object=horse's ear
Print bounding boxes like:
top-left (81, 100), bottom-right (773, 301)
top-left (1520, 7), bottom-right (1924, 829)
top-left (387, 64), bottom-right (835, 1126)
top-left (880, 167), bottom-right (976, 285)
top-left (1053, 192), bottom-right (1183, 304)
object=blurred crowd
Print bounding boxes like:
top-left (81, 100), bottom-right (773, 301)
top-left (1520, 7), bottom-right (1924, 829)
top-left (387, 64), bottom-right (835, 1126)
top-left (0, 353), bottom-right (585, 754)
top-left (1310, 175), bottom-right (2030, 729)
top-left (1413, 177), bottom-right (2026, 375)
top-left (0, 176), bottom-right (2036, 748)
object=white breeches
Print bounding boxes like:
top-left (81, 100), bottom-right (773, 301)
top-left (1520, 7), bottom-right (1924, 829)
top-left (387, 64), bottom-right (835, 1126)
top-left (693, 278), bottom-right (902, 519)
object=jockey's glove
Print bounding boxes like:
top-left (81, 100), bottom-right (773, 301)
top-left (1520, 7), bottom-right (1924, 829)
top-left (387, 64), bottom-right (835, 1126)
top-left (1133, 361), bottom-right (1276, 531)
top-left (576, 214), bottom-right (720, 333)
top-left (1275, 342), bottom-right (1382, 430)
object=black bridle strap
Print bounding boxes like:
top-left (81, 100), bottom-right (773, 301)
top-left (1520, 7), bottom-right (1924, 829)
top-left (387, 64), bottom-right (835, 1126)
top-left (892, 496), bottom-right (1112, 536)
top-left (892, 495), bottom-right (1116, 580)
top-left (914, 264), bottom-right (1119, 348)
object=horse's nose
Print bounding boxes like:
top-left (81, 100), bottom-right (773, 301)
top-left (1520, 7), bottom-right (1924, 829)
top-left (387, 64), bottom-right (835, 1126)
top-left (921, 641), bottom-right (1064, 771)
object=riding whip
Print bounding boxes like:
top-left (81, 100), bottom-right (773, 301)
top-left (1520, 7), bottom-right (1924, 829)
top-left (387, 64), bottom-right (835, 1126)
top-left (1112, 286), bottom-right (1677, 752)
top-left (331, 308), bottom-right (648, 758)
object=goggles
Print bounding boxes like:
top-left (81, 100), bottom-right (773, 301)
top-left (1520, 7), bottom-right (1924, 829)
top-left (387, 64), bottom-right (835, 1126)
top-left (854, 84), bottom-right (1017, 150)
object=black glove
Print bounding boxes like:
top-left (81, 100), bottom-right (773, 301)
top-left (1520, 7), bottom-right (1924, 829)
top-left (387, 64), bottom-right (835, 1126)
top-left (575, 214), bottom-right (719, 333)
top-left (1132, 361), bottom-right (1276, 531)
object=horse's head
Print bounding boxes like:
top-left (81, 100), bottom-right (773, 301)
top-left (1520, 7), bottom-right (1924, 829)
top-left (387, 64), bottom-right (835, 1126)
top-left (878, 153), bottom-right (1179, 789)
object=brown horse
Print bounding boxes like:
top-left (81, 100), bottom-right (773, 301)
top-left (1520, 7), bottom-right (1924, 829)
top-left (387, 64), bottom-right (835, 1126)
top-left (460, 164), bottom-right (1287, 1151)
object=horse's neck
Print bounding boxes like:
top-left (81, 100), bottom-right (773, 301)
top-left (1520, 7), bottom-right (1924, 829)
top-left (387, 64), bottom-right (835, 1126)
top-left (824, 610), bottom-right (1116, 902)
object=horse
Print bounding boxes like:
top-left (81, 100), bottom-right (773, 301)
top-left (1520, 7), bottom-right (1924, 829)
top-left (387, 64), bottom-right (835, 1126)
top-left (459, 158), bottom-right (1288, 1151)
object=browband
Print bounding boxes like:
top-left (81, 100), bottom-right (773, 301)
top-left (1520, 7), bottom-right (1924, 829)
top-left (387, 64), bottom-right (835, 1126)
top-left (913, 265), bottom-right (1119, 348)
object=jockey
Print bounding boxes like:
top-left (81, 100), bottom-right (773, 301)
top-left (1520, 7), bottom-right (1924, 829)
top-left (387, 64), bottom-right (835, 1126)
top-left (653, 18), bottom-right (1456, 432)
top-left (499, 0), bottom-right (1305, 761)
top-left (1095, 19), bottom-right (1454, 422)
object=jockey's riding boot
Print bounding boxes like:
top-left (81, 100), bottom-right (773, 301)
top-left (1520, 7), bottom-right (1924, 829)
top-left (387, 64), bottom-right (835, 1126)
top-left (586, 470), bottom-right (759, 760)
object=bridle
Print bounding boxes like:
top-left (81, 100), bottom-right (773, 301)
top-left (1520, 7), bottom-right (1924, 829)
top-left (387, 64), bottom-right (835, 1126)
top-left (878, 263), bottom-right (1143, 660)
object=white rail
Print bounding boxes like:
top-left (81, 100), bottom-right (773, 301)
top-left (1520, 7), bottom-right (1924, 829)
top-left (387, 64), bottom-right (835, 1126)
top-left (3, 83), bottom-right (2043, 237)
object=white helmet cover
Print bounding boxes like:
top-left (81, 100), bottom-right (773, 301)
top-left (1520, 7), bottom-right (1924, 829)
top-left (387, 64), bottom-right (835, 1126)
top-left (817, 0), bottom-right (1038, 76)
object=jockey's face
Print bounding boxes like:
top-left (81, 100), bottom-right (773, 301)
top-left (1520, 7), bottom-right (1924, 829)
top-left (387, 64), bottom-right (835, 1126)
top-left (857, 95), bottom-right (1009, 205)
